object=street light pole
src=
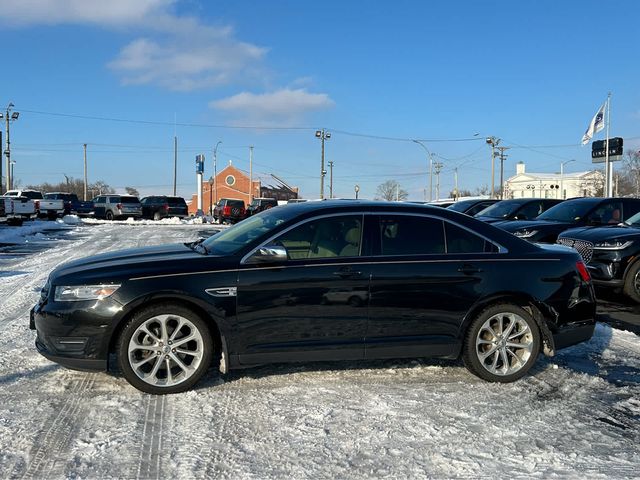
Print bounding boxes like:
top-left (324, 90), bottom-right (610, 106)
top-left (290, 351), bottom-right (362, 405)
top-left (497, 146), bottom-right (510, 199)
top-left (433, 161), bottom-right (444, 201)
top-left (412, 140), bottom-right (434, 201)
top-left (560, 159), bottom-right (575, 200)
top-left (213, 141), bottom-right (222, 207)
top-left (486, 136), bottom-right (501, 198)
top-left (328, 161), bottom-right (334, 199)
top-left (315, 129), bottom-right (330, 199)
top-left (83, 143), bottom-right (88, 201)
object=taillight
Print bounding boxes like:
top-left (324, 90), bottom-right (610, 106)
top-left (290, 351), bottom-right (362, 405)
top-left (223, 206), bottom-right (231, 215)
top-left (34, 200), bottom-right (40, 209)
top-left (164, 203), bottom-right (169, 211)
top-left (116, 203), bottom-right (122, 210)
top-left (576, 261), bottom-right (591, 282)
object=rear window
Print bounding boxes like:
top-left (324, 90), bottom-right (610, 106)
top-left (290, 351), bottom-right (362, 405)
top-left (120, 196), bottom-right (140, 203)
top-left (167, 197), bottom-right (186, 205)
top-left (226, 200), bottom-right (244, 208)
top-left (22, 191), bottom-right (43, 199)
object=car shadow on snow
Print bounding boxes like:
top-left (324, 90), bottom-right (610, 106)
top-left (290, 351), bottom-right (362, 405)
top-left (0, 363), bottom-right (60, 386)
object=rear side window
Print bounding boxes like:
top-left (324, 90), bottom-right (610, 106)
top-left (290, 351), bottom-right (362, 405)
top-left (23, 191), bottom-right (43, 199)
top-left (108, 196), bottom-right (120, 203)
top-left (445, 222), bottom-right (498, 253)
top-left (378, 215), bottom-right (445, 255)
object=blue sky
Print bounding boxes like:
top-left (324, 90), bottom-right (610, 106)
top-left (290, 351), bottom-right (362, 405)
top-left (1, 0), bottom-right (639, 200)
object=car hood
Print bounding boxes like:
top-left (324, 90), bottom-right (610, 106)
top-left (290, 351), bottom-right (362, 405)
top-left (49, 243), bottom-right (234, 284)
top-left (559, 225), bottom-right (640, 242)
top-left (498, 220), bottom-right (573, 232)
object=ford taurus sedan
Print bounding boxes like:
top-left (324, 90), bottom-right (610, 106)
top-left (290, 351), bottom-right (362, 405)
top-left (31, 201), bottom-right (596, 394)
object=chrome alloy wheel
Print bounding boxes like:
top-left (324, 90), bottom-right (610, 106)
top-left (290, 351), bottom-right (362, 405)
top-left (475, 312), bottom-right (534, 376)
top-left (128, 314), bottom-right (205, 387)
top-left (634, 270), bottom-right (640, 296)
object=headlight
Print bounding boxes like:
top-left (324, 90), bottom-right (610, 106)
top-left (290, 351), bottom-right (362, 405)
top-left (514, 229), bottom-right (538, 238)
top-left (54, 284), bottom-right (121, 302)
top-left (593, 240), bottom-right (633, 250)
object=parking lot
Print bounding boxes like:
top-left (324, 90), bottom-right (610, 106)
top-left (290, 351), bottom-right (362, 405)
top-left (0, 220), bottom-right (637, 478)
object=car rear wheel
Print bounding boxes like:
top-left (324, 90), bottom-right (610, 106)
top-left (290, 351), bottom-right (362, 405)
top-left (153, 212), bottom-right (162, 221)
top-left (118, 304), bottom-right (214, 394)
top-left (463, 304), bottom-right (540, 382)
top-left (106, 211), bottom-right (114, 221)
top-left (623, 261), bottom-right (640, 303)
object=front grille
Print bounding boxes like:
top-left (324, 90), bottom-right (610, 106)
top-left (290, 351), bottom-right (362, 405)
top-left (557, 238), bottom-right (594, 264)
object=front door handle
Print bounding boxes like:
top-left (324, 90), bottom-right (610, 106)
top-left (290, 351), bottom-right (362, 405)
top-left (458, 263), bottom-right (482, 275)
top-left (333, 267), bottom-right (362, 278)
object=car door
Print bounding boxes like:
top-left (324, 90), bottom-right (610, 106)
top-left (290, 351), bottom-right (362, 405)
top-left (93, 196), bottom-right (105, 217)
top-left (365, 213), bottom-right (497, 359)
top-left (235, 214), bottom-right (369, 364)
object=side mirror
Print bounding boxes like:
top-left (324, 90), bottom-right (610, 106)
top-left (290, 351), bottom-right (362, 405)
top-left (248, 245), bottom-right (288, 264)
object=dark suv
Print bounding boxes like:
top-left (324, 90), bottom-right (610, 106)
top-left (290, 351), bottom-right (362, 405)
top-left (500, 197), bottom-right (640, 244)
top-left (246, 197), bottom-right (278, 217)
top-left (558, 211), bottom-right (640, 303)
top-left (213, 199), bottom-right (246, 224)
top-left (141, 196), bottom-right (188, 220)
top-left (474, 198), bottom-right (563, 224)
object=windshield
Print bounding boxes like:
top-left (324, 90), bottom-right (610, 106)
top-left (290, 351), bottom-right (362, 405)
top-left (536, 199), bottom-right (600, 222)
top-left (202, 206), bottom-right (299, 255)
top-left (476, 200), bottom-right (522, 218)
top-left (625, 212), bottom-right (640, 226)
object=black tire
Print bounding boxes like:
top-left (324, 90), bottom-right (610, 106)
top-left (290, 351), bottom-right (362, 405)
top-left (462, 303), bottom-right (541, 383)
top-left (623, 261), bottom-right (640, 303)
top-left (105, 211), bottom-right (114, 221)
top-left (117, 303), bottom-right (214, 394)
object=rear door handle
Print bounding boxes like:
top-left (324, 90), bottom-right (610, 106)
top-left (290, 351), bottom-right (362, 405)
top-left (458, 263), bottom-right (482, 275)
top-left (333, 267), bottom-right (362, 278)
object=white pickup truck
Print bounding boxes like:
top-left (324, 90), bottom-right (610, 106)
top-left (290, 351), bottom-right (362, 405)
top-left (3, 189), bottom-right (64, 219)
top-left (0, 196), bottom-right (37, 226)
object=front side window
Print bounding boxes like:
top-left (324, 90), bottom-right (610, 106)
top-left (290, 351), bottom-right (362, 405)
top-left (274, 215), bottom-right (362, 260)
top-left (378, 215), bottom-right (444, 255)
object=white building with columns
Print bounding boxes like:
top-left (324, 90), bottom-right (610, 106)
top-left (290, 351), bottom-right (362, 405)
top-left (504, 162), bottom-right (604, 200)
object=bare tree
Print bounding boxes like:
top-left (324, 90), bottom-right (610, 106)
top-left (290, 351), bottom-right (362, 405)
top-left (125, 186), bottom-right (140, 197)
top-left (26, 177), bottom-right (115, 198)
top-left (375, 180), bottom-right (408, 201)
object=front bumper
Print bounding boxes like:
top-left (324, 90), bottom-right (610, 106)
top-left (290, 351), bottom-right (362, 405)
top-left (30, 296), bottom-right (122, 372)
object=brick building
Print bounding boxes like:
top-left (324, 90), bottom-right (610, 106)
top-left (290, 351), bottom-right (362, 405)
top-left (188, 163), bottom-right (299, 215)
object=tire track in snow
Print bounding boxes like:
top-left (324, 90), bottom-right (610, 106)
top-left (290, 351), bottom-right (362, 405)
top-left (18, 372), bottom-right (97, 479)
top-left (135, 394), bottom-right (167, 480)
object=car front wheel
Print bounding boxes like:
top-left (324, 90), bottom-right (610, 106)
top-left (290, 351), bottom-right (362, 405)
top-left (623, 261), bottom-right (640, 303)
top-left (105, 211), bottom-right (114, 221)
top-left (118, 304), bottom-right (214, 394)
top-left (463, 304), bottom-right (540, 382)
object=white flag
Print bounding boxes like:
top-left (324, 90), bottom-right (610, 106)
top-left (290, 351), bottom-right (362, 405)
top-left (581, 102), bottom-right (606, 145)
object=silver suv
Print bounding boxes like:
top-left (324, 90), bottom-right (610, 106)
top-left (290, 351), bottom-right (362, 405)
top-left (93, 194), bottom-right (142, 220)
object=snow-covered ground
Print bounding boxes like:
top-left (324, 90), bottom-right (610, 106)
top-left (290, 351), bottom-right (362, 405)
top-left (0, 223), bottom-right (638, 479)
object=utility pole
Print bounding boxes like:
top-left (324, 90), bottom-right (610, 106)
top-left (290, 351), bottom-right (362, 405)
top-left (497, 146), bottom-right (510, 199)
top-left (486, 136), bottom-right (501, 198)
top-left (434, 161), bottom-right (444, 201)
top-left (315, 129), bottom-right (330, 199)
top-left (328, 161), bottom-right (334, 199)
top-left (1, 103), bottom-right (19, 191)
top-left (0, 131), bottom-right (3, 194)
top-left (83, 143), bottom-right (88, 201)
top-left (454, 167), bottom-right (459, 200)
top-left (249, 146), bottom-right (254, 203)
top-left (412, 140), bottom-right (435, 201)
top-left (173, 136), bottom-right (178, 196)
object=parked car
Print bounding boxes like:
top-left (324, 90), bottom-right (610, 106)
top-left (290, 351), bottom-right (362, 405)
top-left (3, 189), bottom-right (64, 219)
top-left (141, 196), bottom-right (188, 220)
top-left (213, 198), bottom-right (246, 224)
top-left (0, 196), bottom-right (37, 225)
top-left (44, 192), bottom-right (94, 216)
top-left (501, 197), bottom-right (640, 244)
top-left (245, 197), bottom-right (278, 217)
top-left (474, 198), bottom-right (563, 224)
top-left (558, 210), bottom-right (640, 303)
top-left (448, 198), bottom-right (500, 216)
top-left (93, 194), bottom-right (142, 220)
top-left (31, 200), bottom-right (596, 394)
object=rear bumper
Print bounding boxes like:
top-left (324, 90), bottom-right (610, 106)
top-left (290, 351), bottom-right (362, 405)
top-left (552, 321), bottom-right (595, 351)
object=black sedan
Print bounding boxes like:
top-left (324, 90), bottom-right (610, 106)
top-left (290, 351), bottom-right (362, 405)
top-left (474, 198), bottom-right (563, 224)
top-left (500, 197), bottom-right (640, 243)
top-left (31, 201), bottom-right (596, 394)
top-left (558, 211), bottom-right (640, 303)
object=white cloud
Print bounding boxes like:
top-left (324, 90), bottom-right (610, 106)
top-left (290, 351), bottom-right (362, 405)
top-left (0, 0), bottom-right (171, 26)
top-left (211, 88), bottom-right (335, 125)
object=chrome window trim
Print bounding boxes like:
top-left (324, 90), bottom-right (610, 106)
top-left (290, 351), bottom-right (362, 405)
top-left (240, 212), bottom-right (365, 265)
top-left (240, 210), bottom-right (507, 265)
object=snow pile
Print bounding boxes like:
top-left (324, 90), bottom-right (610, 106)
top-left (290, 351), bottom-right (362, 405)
top-left (0, 220), bottom-right (73, 245)
top-left (58, 215), bottom-right (83, 225)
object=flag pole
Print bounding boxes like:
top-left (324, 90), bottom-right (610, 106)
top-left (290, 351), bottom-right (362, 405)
top-left (605, 92), bottom-right (611, 197)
